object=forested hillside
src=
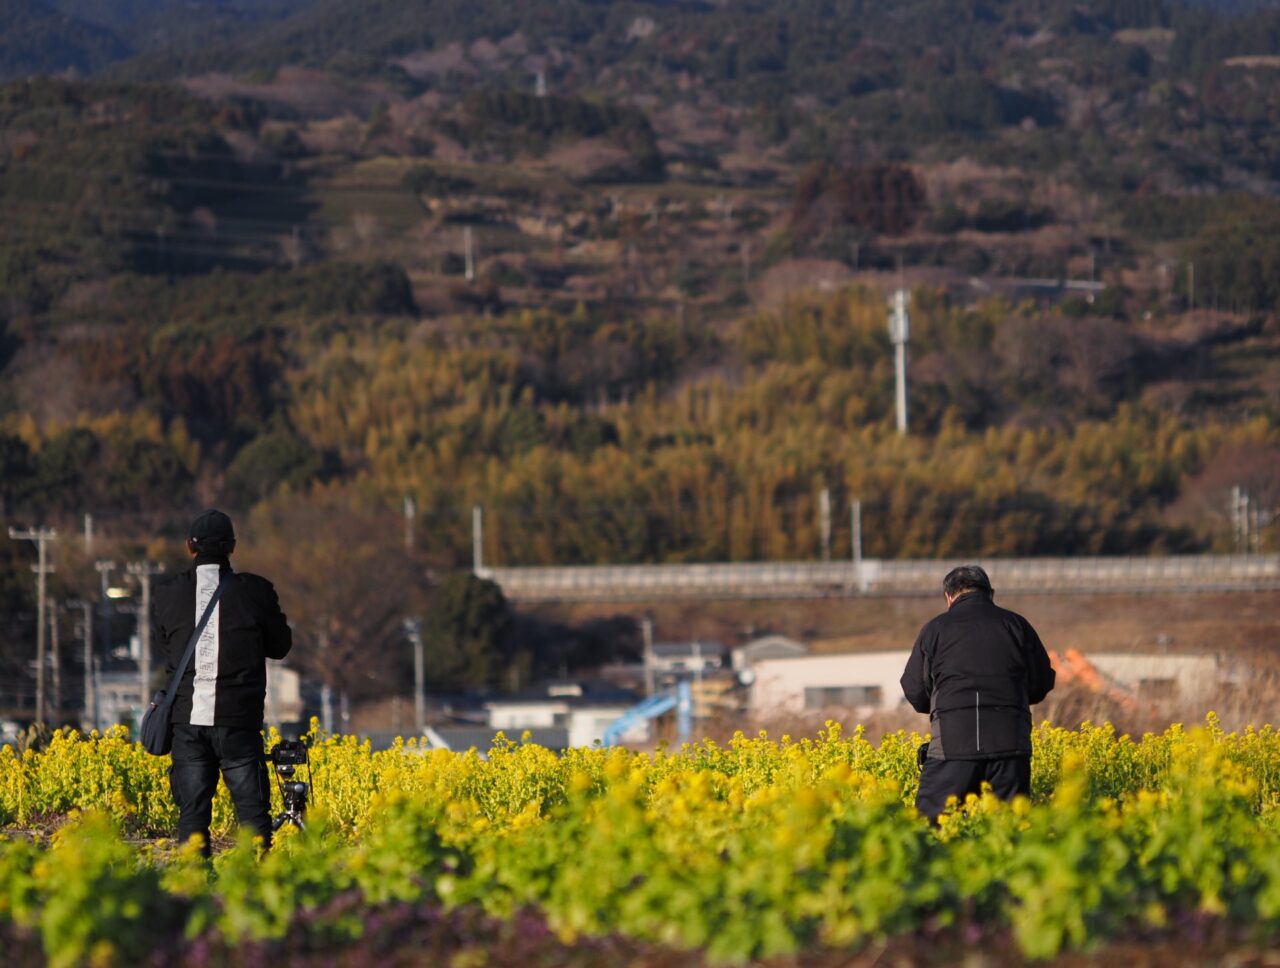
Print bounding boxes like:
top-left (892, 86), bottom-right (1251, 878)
top-left (2, 0), bottom-right (1279, 697)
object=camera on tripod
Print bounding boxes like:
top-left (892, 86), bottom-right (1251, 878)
top-left (268, 738), bottom-right (312, 831)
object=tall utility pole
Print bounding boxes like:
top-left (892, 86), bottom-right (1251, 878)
top-left (850, 499), bottom-right (864, 593)
top-left (472, 504), bottom-right (485, 572)
top-left (94, 560), bottom-right (115, 661)
top-left (127, 562), bottom-right (163, 702)
top-left (404, 618), bottom-right (425, 735)
top-left (1232, 486), bottom-right (1251, 553)
top-left (819, 487), bottom-right (832, 562)
top-left (68, 599), bottom-right (95, 731)
top-left (641, 615), bottom-right (656, 698)
top-left (9, 527), bottom-right (56, 726)
top-left (888, 289), bottom-right (911, 434)
top-left (50, 603), bottom-right (61, 719)
top-left (318, 631), bottom-right (334, 733)
top-left (403, 494), bottom-right (417, 552)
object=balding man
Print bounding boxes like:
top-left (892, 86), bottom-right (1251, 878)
top-left (901, 565), bottom-right (1055, 822)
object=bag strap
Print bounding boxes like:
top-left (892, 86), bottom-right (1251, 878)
top-left (160, 568), bottom-right (233, 700)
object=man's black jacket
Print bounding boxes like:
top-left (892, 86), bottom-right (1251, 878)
top-left (151, 555), bottom-right (291, 730)
top-left (900, 592), bottom-right (1054, 760)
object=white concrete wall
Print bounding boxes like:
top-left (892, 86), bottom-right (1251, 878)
top-left (751, 651), bottom-right (912, 713)
top-left (266, 665), bottom-right (303, 724)
top-left (486, 702), bottom-right (645, 747)
top-left (487, 701), bottom-right (566, 730)
top-left (1089, 654), bottom-right (1222, 703)
top-left (752, 650), bottom-right (1229, 715)
top-left (567, 706), bottom-right (645, 748)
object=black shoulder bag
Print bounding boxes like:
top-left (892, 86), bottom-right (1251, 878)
top-left (140, 570), bottom-right (231, 756)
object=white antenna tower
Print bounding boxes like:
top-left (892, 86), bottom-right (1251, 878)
top-left (888, 288), bottom-right (910, 434)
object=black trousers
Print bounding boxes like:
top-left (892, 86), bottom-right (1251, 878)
top-left (170, 723), bottom-right (272, 855)
top-left (915, 755), bottom-right (1031, 822)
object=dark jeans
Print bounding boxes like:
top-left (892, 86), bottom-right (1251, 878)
top-left (915, 755), bottom-right (1031, 822)
top-left (170, 723), bottom-right (272, 855)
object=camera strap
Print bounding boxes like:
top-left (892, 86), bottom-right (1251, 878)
top-left (163, 568), bottom-right (232, 701)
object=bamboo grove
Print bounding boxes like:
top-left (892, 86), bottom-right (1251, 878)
top-left (6, 279), bottom-right (1275, 566)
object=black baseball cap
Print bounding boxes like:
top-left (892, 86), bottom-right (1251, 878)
top-left (189, 509), bottom-right (235, 545)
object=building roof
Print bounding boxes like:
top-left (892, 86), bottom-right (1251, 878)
top-left (652, 641), bottom-right (726, 658)
top-left (733, 635), bottom-right (809, 660)
top-left (485, 679), bottom-right (639, 708)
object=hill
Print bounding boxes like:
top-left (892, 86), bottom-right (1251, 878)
top-left (0, 0), bottom-right (1278, 570)
top-left (1, 0), bottom-right (1279, 706)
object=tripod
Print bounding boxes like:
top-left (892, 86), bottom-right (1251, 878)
top-left (268, 739), bottom-right (311, 832)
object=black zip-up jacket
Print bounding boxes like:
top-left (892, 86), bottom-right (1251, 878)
top-left (900, 593), bottom-right (1054, 760)
top-left (151, 555), bottom-right (291, 730)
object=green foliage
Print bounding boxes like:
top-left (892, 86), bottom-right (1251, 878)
top-left (36, 811), bottom-right (182, 968)
top-left (0, 78), bottom-right (301, 282)
top-left (1184, 201), bottom-right (1280, 311)
top-left (0, 434), bottom-right (34, 515)
top-left (3, 721), bottom-right (1280, 963)
top-left (0, 243), bottom-right (57, 317)
top-left (791, 163), bottom-right (926, 237)
top-left (223, 426), bottom-right (338, 509)
top-left (454, 90), bottom-right (664, 179)
top-left (21, 421), bottom-right (194, 515)
top-left (401, 167), bottom-right (476, 197)
top-left (422, 573), bottom-right (515, 691)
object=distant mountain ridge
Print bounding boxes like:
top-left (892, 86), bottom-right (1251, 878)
top-left (50, 0), bottom-right (312, 33)
top-left (7, 0), bottom-right (1280, 84)
top-left (0, 0), bottom-right (313, 80)
top-left (0, 0), bottom-right (126, 77)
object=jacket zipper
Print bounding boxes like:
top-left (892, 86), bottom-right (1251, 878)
top-left (975, 691), bottom-right (981, 751)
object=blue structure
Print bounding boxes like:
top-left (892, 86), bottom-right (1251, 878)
top-left (601, 679), bottom-right (693, 747)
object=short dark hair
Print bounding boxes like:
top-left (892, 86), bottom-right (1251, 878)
top-left (943, 565), bottom-right (992, 599)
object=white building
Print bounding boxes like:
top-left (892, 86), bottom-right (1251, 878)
top-left (751, 651), bottom-right (913, 714)
top-left (750, 650), bottom-right (1231, 714)
top-left (264, 665), bottom-right (305, 725)
top-left (1081, 653), bottom-right (1224, 704)
top-left (484, 681), bottom-right (647, 748)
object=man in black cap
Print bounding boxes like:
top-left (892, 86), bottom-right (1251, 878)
top-left (152, 509), bottom-right (291, 854)
top-left (900, 565), bottom-right (1055, 822)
